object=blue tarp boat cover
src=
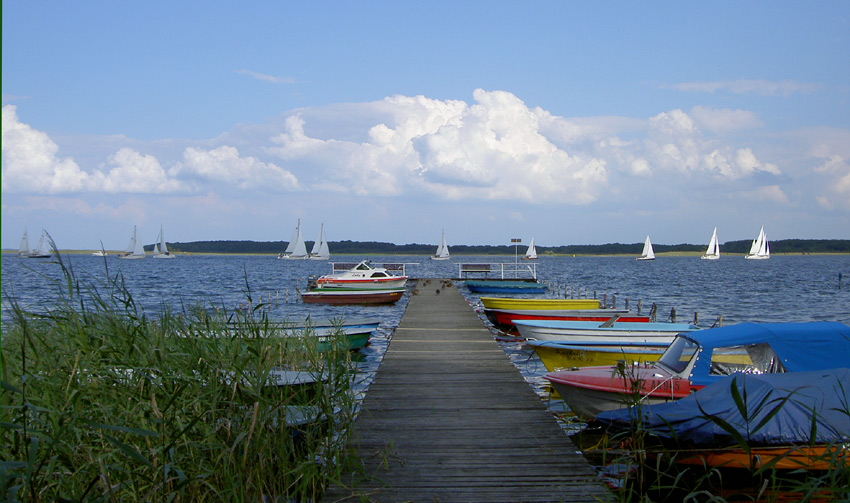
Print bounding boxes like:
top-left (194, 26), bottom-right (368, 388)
top-left (684, 322), bottom-right (850, 386)
top-left (595, 368), bottom-right (850, 446)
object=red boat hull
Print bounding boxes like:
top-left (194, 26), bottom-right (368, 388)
top-left (300, 289), bottom-right (404, 305)
top-left (485, 309), bottom-right (650, 329)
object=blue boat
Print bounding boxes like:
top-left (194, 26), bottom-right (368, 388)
top-left (465, 280), bottom-right (547, 294)
top-left (594, 368), bottom-right (850, 469)
top-left (545, 321), bottom-right (850, 419)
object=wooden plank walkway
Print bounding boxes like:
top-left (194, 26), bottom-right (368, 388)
top-left (322, 279), bottom-right (610, 503)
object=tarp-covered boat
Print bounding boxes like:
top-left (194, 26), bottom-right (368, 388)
top-left (545, 321), bottom-right (850, 419)
top-left (594, 368), bottom-right (850, 469)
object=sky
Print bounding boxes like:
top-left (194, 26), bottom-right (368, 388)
top-left (3, 2), bottom-right (849, 251)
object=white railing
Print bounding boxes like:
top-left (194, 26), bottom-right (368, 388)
top-left (458, 262), bottom-right (537, 280)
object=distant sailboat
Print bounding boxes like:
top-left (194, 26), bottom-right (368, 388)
top-left (637, 235), bottom-right (655, 261)
top-left (18, 228), bottom-right (30, 257)
top-left (153, 225), bottom-right (176, 259)
top-left (701, 227), bottom-right (720, 260)
top-left (431, 229), bottom-right (450, 260)
top-left (309, 223), bottom-right (330, 260)
top-left (522, 238), bottom-right (538, 260)
top-left (279, 219), bottom-right (308, 259)
top-left (19, 228), bottom-right (51, 258)
top-left (745, 225), bottom-right (770, 260)
top-left (119, 225), bottom-right (146, 259)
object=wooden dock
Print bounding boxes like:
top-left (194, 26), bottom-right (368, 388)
top-left (322, 279), bottom-right (610, 503)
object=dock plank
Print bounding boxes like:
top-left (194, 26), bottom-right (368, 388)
top-left (322, 280), bottom-right (610, 503)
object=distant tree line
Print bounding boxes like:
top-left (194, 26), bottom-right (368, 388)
top-left (159, 239), bottom-right (850, 255)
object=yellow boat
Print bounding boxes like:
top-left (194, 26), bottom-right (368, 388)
top-left (479, 297), bottom-right (601, 311)
top-left (528, 340), bottom-right (755, 372)
top-left (526, 340), bottom-right (665, 371)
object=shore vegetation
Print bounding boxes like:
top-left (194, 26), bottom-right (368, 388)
top-left (1, 247), bottom-right (361, 501)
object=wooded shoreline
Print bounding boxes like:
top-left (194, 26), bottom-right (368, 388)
top-left (7, 238), bottom-right (849, 256)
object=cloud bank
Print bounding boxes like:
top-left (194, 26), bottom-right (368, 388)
top-left (3, 89), bottom-right (849, 213)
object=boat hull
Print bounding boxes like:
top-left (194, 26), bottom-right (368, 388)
top-left (479, 297), bottom-right (601, 311)
top-left (300, 288), bottom-right (405, 305)
top-left (514, 320), bottom-right (699, 345)
top-left (314, 260), bottom-right (408, 288)
top-left (316, 278), bottom-right (408, 289)
top-left (673, 445), bottom-right (849, 471)
top-left (465, 280), bottom-right (547, 294)
top-left (316, 332), bottom-right (372, 351)
top-left (548, 379), bottom-right (675, 418)
top-left (485, 308), bottom-right (649, 329)
top-left (527, 341), bottom-right (666, 371)
top-left (545, 365), bottom-right (692, 419)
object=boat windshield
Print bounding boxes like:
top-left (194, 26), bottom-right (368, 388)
top-left (708, 343), bottom-right (786, 376)
top-left (656, 336), bottom-right (699, 374)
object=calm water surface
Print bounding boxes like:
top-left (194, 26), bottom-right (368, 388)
top-left (3, 253), bottom-right (849, 408)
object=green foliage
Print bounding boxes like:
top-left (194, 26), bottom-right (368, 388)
top-left (1, 249), bottom-right (361, 502)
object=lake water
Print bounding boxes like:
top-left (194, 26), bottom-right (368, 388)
top-left (3, 253), bottom-right (849, 410)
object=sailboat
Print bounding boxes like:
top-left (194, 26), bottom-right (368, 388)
top-left (29, 231), bottom-right (52, 258)
top-left (745, 225), bottom-right (770, 260)
top-left (309, 223), bottom-right (330, 260)
top-left (18, 228), bottom-right (30, 257)
top-left (637, 235), bottom-right (655, 261)
top-left (118, 225), bottom-right (146, 259)
top-left (701, 227), bottom-right (720, 260)
top-left (19, 228), bottom-right (51, 258)
top-left (522, 237), bottom-right (538, 260)
top-left (431, 229), bottom-right (450, 260)
top-left (153, 225), bottom-right (176, 259)
top-left (279, 219), bottom-right (308, 259)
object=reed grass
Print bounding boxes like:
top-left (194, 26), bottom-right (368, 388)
top-left (1, 248), bottom-right (362, 502)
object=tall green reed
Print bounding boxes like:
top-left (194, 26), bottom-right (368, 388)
top-left (1, 247), bottom-right (362, 502)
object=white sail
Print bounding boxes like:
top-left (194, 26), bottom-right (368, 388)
top-left (745, 225), bottom-right (770, 260)
top-left (431, 229), bottom-right (450, 260)
top-left (34, 232), bottom-right (48, 256)
top-left (280, 219), bottom-right (308, 259)
top-left (153, 225), bottom-right (176, 259)
top-left (19, 228), bottom-right (30, 256)
top-left (701, 227), bottom-right (720, 260)
top-left (309, 223), bottom-right (330, 260)
top-left (120, 225), bottom-right (146, 259)
top-left (637, 235), bottom-right (655, 260)
top-left (524, 238), bottom-right (538, 260)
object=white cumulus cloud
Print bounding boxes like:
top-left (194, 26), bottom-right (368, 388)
top-left (2, 105), bottom-right (89, 193)
top-left (180, 145), bottom-right (300, 191)
top-left (98, 148), bottom-right (184, 193)
top-left (3, 105), bottom-right (185, 194)
top-left (269, 90), bottom-right (609, 203)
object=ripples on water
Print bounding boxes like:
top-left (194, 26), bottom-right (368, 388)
top-left (3, 253), bottom-right (849, 412)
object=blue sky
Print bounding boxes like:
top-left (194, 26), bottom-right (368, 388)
top-left (3, 2), bottom-right (849, 251)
